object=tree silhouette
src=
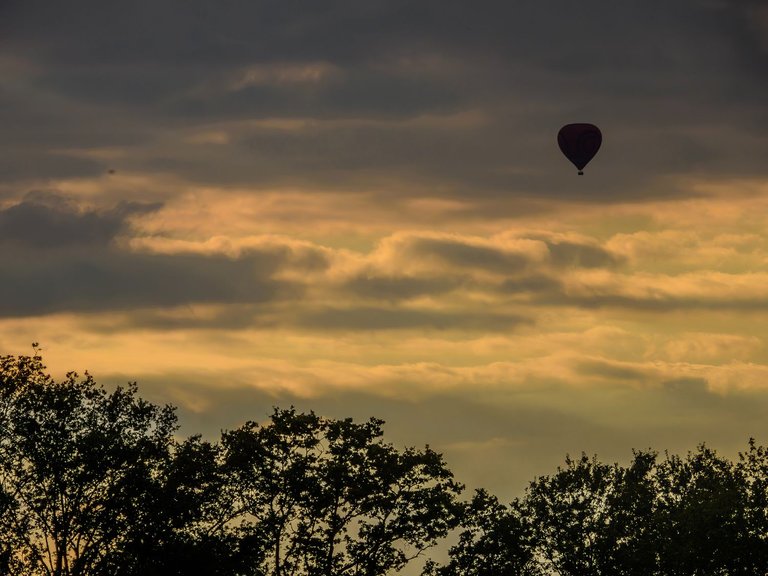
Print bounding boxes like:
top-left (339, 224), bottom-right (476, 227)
top-left (422, 488), bottom-right (535, 576)
top-left (654, 445), bottom-right (759, 576)
top-left (221, 407), bottom-right (464, 576)
top-left (523, 453), bottom-right (619, 576)
top-left (0, 350), bottom-right (463, 576)
top-left (737, 439), bottom-right (768, 573)
top-left (0, 348), bottom-right (177, 575)
top-left (600, 450), bottom-right (658, 576)
top-left (430, 446), bottom-right (768, 576)
top-left (3, 348), bottom-right (768, 576)
top-left (131, 435), bottom-right (263, 576)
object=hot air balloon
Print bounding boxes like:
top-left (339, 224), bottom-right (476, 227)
top-left (557, 123), bottom-right (602, 175)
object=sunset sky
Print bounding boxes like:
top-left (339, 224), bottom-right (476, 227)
top-left (2, 0), bottom-right (768, 500)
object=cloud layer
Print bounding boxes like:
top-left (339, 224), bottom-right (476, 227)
top-left (2, 0), bottom-right (766, 200)
top-left (2, 0), bottom-right (768, 500)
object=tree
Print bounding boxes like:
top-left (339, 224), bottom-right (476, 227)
top-left (221, 407), bottom-right (464, 576)
top-left (0, 348), bottom-right (176, 575)
top-left (0, 351), bottom-right (464, 576)
top-left (654, 444), bottom-right (766, 576)
top-left (436, 443), bottom-right (768, 576)
top-left (132, 434), bottom-right (265, 576)
top-left (600, 450), bottom-right (659, 576)
top-left (522, 453), bottom-right (620, 576)
top-left (423, 489), bottom-right (537, 576)
top-left (736, 438), bottom-right (768, 574)
top-left (8, 345), bottom-right (767, 576)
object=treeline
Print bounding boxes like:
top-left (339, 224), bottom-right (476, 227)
top-left (1, 349), bottom-right (767, 576)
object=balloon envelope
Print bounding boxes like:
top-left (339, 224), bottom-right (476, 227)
top-left (558, 123), bottom-right (602, 174)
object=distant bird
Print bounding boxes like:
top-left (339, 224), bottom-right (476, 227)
top-left (107, 169), bottom-right (116, 174)
top-left (558, 124), bottom-right (602, 175)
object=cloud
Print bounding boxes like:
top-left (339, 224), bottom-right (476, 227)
top-left (3, 0), bottom-right (766, 200)
top-left (75, 302), bottom-right (534, 333)
top-left (0, 190), bottom-right (161, 248)
top-left (6, 199), bottom-right (768, 325)
top-left (544, 238), bottom-right (624, 269)
top-left (16, 209), bottom-right (768, 321)
top-left (661, 333), bottom-right (762, 363)
top-left (576, 358), bottom-right (653, 383)
top-left (541, 270), bottom-right (768, 312)
top-left (342, 274), bottom-right (466, 301)
top-left (297, 306), bottom-right (532, 332)
top-left (404, 236), bottom-right (533, 274)
top-left (498, 274), bottom-right (562, 295)
top-left (0, 150), bottom-right (106, 183)
top-left (0, 250), bottom-right (301, 318)
top-left (0, 193), bottom-right (314, 317)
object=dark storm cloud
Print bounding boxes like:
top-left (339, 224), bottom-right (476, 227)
top-left (0, 83), bottom-right (155, 182)
top-left (0, 248), bottom-right (301, 317)
top-left (4, 0), bottom-right (755, 73)
top-left (0, 152), bottom-right (106, 183)
top-left (3, 0), bottom-right (766, 199)
top-left (0, 191), bottom-right (161, 248)
top-left (34, 66), bottom-right (205, 108)
top-left (182, 121), bottom-right (479, 188)
top-left (170, 70), bottom-right (463, 121)
top-left (0, 193), bottom-right (311, 317)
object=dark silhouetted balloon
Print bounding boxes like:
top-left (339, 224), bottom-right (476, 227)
top-left (557, 124), bottom-right (602, 175)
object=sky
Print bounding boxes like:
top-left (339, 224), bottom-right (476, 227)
top-left (2, 0), bottom-right (768, 501)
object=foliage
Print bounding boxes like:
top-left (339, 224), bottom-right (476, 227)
top-left (423, 489), bottom-right (535, 576)
top-left (3, 347), bottom-right (768, 576)
top-left (0, 347), bottom-right (177, 576)
top-left (221, 407), bottom-right (464, 576)
top-left (430, 446), bottom-right (768, 576)
top-left (0, 350), bottom-right (463, 576)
